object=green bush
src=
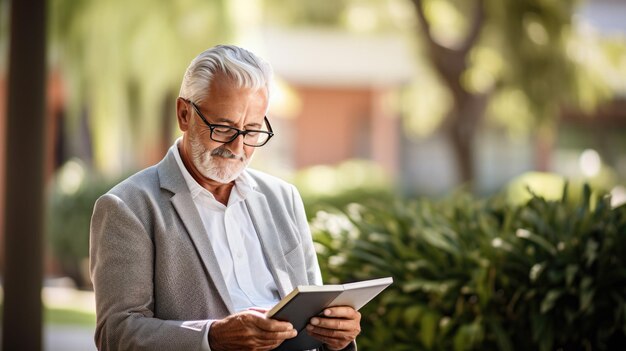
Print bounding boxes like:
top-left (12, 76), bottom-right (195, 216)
top-left (302, 188), bottom-right (395, 221)
top-left (310, 185), bottom-right (626, 351)
top-left (47, 161), bottom-right (121, 288)
top-left (292, 159), bottom-right (394, 221)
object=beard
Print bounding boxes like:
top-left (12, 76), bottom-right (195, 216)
top-left (189, 135), bottom-right (251, 184)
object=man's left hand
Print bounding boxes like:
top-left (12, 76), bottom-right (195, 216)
top-left (305, 306), bottom-right (361, 350)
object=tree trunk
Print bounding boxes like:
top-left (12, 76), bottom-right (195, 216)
top-left (445, 92), bottom-right (488, 186)
top-left (448, 121), bottom-right (474, 186)
top-left (2, 0), bottom-right (47, 349)
top-left (534, 125), bottom-right (555, 172)
top-left (410, 0), bottom-right (487, 187)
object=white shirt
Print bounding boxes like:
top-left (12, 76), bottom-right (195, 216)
top-left (171, 140), bottom-right (281, 349)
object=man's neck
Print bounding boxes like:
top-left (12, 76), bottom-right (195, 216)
top-left (178, 143), bottom-right (234, 206)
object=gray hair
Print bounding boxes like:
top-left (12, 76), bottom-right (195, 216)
top-left (179, 45), bottom-right (273, 104)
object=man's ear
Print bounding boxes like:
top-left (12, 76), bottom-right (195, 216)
top-left (176, 97), bottom-right (191, 132)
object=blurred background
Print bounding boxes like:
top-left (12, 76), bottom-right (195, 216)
top-left (1, 0), bottom-right (625, 349)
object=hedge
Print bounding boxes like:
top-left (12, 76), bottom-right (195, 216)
top-left (311, 185), bottom-right (626, 351)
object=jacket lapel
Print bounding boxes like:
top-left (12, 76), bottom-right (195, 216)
top-left (158, 149), bottom-right (235, 314)
top-left (245, 192), bottom-right (294, 298)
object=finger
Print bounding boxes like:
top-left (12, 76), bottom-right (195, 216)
top-left (241, 309), bottom-right (267, 319)
top-left (320, 306), bottom-right (360, 319)
top-left (240, 311), bottom-right (294, 332)
top-left (306, 315), bottom-right (360, 345)
top-left (309, 314), bottom-right (360, 332)
top-left (250, 333), bottom-right (295, 347)
top-left (255, 328), bottom-right (298, 341)
top-left (307, 323), bottom-right (357, 338)
top-left (238, 330), bottom-right (296, 350)
top-left (306, 329), bottom-right (352, 350)
top-left (248, 307), bottom-right (269, 314)
top-left (255, 317), bottom-right (295, 333)
top-left (243, 340), bottom-right (285, 351)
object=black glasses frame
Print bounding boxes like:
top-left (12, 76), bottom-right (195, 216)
top-left (185, 99), bottom-right (274, 147)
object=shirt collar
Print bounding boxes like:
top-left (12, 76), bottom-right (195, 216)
top-left (171, 138), bottom-right (257, 202)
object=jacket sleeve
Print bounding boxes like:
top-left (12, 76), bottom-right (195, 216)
top-left (290, 185), bottom-right (323, 286)
top-left (90, 193), bottom-right (209, 351)
top-left (290, 186), bottom-right (358, 351)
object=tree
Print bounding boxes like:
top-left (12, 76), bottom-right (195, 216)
top-left (2, 1), bottom-right (47, 349)
top-left (49, 0), bottom-right (233, 175)
top-left (263, 0), bottom-right (619, 188)
top-left (406, 0), bottom-right (602, 186)
top-left (42, 0), bottom-right (235, 285)
top-left (410, 0), bottom-right (488, 186)
top-left (44, 0), bottom-right (623, 184)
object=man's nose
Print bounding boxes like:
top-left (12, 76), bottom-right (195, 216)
top-left (225, 133), bottom-right (245, 155)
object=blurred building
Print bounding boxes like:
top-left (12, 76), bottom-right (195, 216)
top-left (257, 27), bottom-right (415, 178)
top-left (253, 16), bottom-right (626, 196)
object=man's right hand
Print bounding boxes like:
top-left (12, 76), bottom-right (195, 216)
top-left (208, 310), bottom-right (297, 351)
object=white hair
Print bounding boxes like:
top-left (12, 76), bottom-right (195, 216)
top-left (179, 45), bottom-right (273, 104)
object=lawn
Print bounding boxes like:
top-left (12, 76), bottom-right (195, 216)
top-left (44, 305), bottom-right (96, 327)
top-left (0, 303), bottom-right (96, 328)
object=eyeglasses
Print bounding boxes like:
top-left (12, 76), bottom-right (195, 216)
top-left (185, 99), bottom-right (274, 147)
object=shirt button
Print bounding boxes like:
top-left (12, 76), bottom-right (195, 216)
top-left (237, 251), bottom-right (243, 258)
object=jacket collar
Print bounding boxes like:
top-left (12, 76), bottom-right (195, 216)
top-left (156, 145), bottom-right (294, 304)
top-left (157, 147), bottom-right (236, 314)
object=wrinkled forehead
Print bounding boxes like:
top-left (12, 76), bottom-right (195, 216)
top-left (198, 71), bottom-right (270, 105)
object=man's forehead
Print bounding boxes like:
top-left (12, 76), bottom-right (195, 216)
top-left (208, 74), bottom-right (267, 95)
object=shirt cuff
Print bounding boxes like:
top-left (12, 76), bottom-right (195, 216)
top-left (201, 320), bottom-right (217, 351)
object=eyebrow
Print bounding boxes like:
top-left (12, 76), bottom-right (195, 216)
top-left (193, 102), bottom-right (264, 129)
top-left (210, 116), bottom-right (263, 129)
top-left (211, 117), bottom-right (236, 125)
top-left (245, 122), bottom-right (263, 129)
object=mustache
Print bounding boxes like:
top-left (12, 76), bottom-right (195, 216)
top-left (210, 146), bottom-right (245, 161)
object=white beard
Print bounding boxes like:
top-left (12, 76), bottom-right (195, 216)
top-left (189, 136), bottom-right (250, 184)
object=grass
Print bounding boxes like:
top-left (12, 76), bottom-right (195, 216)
top-left (0, 303), bottom-right (96, 328)
top-left (44, 305), bottom-right (96, 328)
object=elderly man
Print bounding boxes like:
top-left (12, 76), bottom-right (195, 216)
top-left (90, 45), bottom-right (361, 351)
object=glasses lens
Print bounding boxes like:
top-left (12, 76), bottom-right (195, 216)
top-left (211, 126), bottom-right (239, 143)
top-left (244, 132), bottom-right (270, 146)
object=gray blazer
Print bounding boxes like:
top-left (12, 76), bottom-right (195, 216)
top-left (90, 148), bottom-right (325, 350)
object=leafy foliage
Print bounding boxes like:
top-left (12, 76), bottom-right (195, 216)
top-left (47, 171), bottom-right (121, 289)
top-left (295, 159), bottom-right (394, 221)
top-left (311, 185), bottom-right (626, 350)
top-left (48, 0), bottom-right (232, 173)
